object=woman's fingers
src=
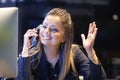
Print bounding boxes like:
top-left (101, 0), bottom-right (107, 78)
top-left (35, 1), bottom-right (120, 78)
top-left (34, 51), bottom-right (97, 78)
top-left (24, 28), bottom-right (38, 38)
top-left (88, 22), bottom-right (96, 34)
top-left (81, 34), bottom-right (85, 42)
top-left (88, 22), bottom-right (98, 38)
top-left (23, 28), bottom-right (38, 48)
top-left (81, 22), bottom-right (98, 50)
top-left (93, 27), bottom-right (98, 38)
top-left (27, 28), bottom-right (37, 33)
top-left (88, 23), bottom-right (93, 34)
top-left (92, 22), bottom-right (98, 38)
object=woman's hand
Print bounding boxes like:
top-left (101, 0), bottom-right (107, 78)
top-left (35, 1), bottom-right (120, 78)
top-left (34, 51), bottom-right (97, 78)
top-left (81, 22), bottom-right (97, 51)
top-left (22, 28), bottom-right (38, 57)
top-left (81, 22), bottom-right (99, 64)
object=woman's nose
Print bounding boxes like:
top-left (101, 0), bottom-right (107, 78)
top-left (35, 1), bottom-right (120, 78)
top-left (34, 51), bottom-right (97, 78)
top-left (44, 27), bottom-right (50, 34)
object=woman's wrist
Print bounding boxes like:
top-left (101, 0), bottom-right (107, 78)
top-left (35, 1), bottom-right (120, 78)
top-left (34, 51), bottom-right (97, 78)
top-left (86, 48), bottom-right (99, 64)
top-left (21, 47), bottom-right (29, 57)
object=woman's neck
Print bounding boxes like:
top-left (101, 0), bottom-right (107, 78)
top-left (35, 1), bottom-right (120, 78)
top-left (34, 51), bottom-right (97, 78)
top-left (44, 45), bottom-right (60, 67)
top-left (44, 46), bottom-right (59, 57)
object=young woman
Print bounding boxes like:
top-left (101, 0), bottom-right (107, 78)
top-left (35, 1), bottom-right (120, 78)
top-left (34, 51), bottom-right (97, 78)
top-left (16, 8), bottom-right (106, 80)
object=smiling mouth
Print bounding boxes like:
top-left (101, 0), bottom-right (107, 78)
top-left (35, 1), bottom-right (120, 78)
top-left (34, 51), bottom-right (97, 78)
top-left (42, 35), bottom-right (51, 40)
top-left (44, 37), bottom-right (51, 40)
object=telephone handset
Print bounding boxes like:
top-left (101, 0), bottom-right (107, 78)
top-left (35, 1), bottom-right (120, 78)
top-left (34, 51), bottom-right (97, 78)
top-left (30, 24), bottom-right (43, 48)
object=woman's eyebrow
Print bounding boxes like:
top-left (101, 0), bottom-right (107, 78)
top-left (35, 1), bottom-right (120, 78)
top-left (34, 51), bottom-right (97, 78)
top-left (43, 22), bottom-right (48, 26)
top-left (50, 25), bottom-right (56, 28)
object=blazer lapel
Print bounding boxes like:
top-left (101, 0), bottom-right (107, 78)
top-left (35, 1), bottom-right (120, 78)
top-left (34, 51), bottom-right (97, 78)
top-left (39, 52), bottom-right (48, 80)
top-left (34, 51), bottom-right (49, 80)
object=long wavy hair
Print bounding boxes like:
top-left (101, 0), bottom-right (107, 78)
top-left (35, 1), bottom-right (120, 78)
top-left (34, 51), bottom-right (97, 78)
top-left (46, 8), bottom-right (76, 80)
top-left (29, 8), bottom-right (76, 80)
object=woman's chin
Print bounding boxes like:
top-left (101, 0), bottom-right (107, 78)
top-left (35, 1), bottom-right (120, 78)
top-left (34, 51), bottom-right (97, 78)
top-left (41, 41), bottom-right (57, 47)
top-left (41, 41), bottom-right (50, 46)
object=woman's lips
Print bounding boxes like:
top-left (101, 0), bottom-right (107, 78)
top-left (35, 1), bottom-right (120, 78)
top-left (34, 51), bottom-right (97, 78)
top-left (42, 34), bottom-right (51, 40)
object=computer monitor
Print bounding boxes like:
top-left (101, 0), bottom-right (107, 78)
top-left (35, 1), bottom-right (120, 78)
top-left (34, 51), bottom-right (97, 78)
top-left (0, 7), bottom-right (18, 78)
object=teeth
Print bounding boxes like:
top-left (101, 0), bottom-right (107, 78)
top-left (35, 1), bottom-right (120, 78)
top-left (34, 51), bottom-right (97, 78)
top-left (43, 36), bottom-right (51, 40)
top-left (41, 34), bottom-right (51, 40)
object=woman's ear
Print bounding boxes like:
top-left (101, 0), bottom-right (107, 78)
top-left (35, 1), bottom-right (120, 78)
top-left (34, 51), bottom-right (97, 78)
top-left (61, 36), bottom-right (66, 43)
top-left (61, 40), bottom-right (65, 43)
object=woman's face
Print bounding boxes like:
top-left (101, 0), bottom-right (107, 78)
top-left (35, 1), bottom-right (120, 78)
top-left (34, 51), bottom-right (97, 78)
top-left (39, 15), bottom-right (65, 47)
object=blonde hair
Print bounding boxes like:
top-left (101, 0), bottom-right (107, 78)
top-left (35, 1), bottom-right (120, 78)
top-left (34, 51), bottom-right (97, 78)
top-left (29, 8), bottom-right (76, 80)
top-left (46, 8), bottom-right (76, 80)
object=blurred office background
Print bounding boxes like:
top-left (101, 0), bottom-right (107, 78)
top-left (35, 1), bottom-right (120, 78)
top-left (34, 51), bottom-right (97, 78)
top-left (0, 0), bottom-right (120, 79)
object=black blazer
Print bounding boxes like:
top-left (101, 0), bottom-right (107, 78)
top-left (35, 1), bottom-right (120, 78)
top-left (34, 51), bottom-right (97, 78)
top-left (15, 45), bottom-right (106, 80)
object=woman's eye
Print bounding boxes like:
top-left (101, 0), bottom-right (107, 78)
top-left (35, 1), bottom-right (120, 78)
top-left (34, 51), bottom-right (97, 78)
top-left (43, 25), bottom-right (47, 29)
top-left (42, 25), bottom-right (58, 33)
top-left (50, 28), bottom-right (58, 33)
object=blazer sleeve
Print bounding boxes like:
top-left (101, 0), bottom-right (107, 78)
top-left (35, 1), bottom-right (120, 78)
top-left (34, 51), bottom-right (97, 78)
top-left (15, 56), bottom-right (34, 80)
top-left (72, 44), bottom-right (106, 80)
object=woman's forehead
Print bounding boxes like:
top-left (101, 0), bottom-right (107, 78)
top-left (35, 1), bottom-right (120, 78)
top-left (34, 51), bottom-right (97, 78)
top-left (43, 15), bottom-right (62, 26)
